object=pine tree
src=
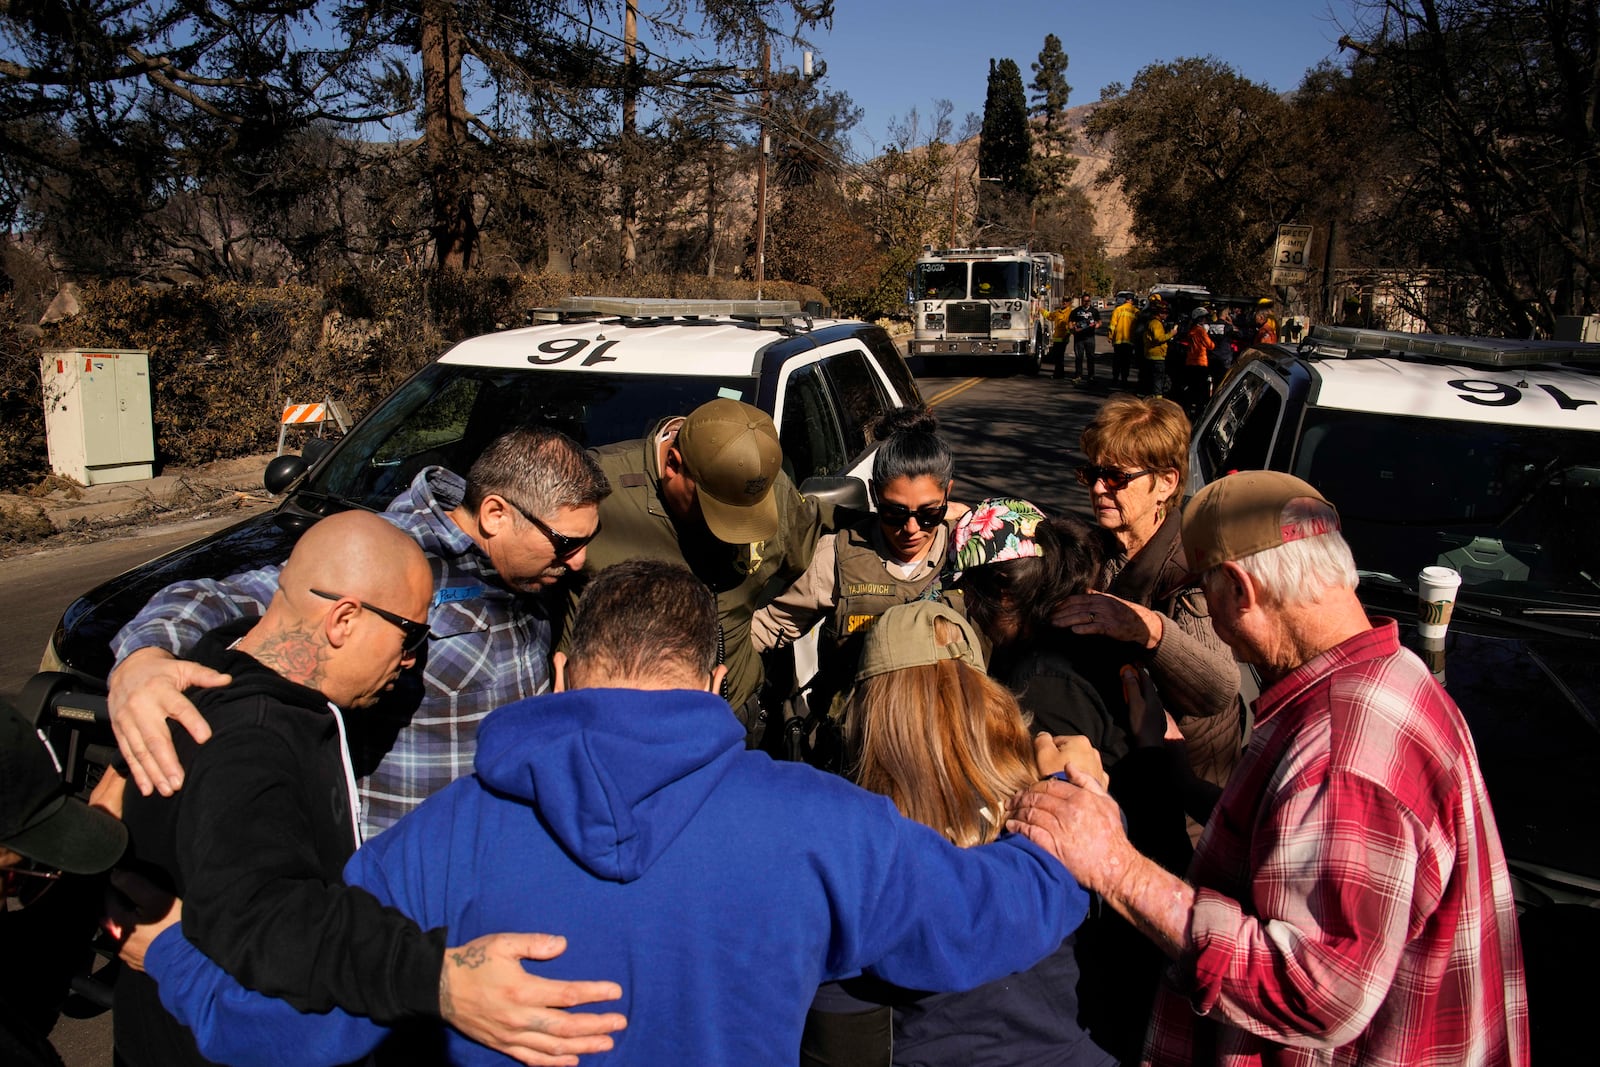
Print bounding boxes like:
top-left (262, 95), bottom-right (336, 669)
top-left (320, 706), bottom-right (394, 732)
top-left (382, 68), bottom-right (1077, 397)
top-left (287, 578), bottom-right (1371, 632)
top-left (1029, 34), bottom-right (1078, 197)
top-left (978, 58), bottom-right (1035, 197)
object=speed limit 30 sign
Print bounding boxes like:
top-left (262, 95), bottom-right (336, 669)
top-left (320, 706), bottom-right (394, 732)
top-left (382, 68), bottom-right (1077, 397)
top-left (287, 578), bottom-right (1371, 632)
top-left (1272, 224), bottom-right (1313, 286)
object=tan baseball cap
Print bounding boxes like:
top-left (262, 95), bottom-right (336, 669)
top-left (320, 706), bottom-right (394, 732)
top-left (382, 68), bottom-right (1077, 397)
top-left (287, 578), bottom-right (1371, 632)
top-left (856, 600), bottom-right (985, 682)
top-left (1181, 471), bottom-right (1339, 573)
top-left (676, 398), bottom-right (783, 544)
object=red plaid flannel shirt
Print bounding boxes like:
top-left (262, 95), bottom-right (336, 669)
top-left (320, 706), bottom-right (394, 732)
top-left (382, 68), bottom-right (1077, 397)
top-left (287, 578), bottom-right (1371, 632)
top-left (1143, 620), bottom-right (1529, 1066)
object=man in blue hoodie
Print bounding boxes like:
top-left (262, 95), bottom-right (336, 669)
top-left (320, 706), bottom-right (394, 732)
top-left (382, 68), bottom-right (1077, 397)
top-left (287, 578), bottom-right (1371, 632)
top-left (141, 559), bottom-right (1091, 1065)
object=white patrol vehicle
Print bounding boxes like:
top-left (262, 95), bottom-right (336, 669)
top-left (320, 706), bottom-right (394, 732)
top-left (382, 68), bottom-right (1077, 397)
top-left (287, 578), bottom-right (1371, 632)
top-left (23, 298), bottom-right (928, 1014)
top-left (269, 296), bottom-right (923, 513)
top-left (1191, 324), bottom-right (1600, 1050)
top-left (38, 297), bottom-right (922, 694)
top-left (909, 247), bottom-right (1063, 375)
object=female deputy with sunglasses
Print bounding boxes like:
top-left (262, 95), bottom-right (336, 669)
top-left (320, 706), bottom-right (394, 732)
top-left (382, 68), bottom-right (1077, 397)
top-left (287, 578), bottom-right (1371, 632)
top-left (1053, 395), bottom-right (1242, 808)
top-left (752, 406), bottom-right (963, 767)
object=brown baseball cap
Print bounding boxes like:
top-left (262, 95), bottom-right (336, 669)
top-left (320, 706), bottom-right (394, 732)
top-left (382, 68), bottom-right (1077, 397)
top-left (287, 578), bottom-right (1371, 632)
top-left (1181, 471), bottom-right (1339, 573)
top-left (676, 398), bottom-right (783, 544)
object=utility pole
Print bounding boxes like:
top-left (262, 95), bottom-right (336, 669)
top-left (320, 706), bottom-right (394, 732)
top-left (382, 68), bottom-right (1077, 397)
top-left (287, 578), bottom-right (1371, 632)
top-left (620, 0), bottom-right (639, 275)
top-left (754, 40), bottom-right (770, 297)
top-left (1321, 216), bottom-right (1338, 323)
top-left (949, 177), bottom-right (959, 246)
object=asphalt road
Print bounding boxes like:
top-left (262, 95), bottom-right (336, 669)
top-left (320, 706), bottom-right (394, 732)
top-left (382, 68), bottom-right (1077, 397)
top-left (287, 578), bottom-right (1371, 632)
top-left (12, 353), bottom-right (1121, 1067)
top-left (0, 507), bottom-right (275, 704)
top-left (917, 357), bottom-right (1108, 517)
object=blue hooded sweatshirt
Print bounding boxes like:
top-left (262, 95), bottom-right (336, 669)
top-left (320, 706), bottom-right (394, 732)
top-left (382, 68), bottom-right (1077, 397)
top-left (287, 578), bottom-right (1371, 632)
top-left (148, 687), bottom-right (1089, 1065)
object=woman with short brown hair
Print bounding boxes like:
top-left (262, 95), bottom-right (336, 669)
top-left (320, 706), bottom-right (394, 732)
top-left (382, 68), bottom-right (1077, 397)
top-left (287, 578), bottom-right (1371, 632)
top-left (1055, 394), bottom-right (1242, 800)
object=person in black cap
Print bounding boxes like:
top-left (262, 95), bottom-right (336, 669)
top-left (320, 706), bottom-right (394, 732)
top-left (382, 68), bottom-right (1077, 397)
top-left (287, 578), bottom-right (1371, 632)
top-left (2, 701), bottom-right (129, 1067)
top-left (1, 706), bottom-right (128, 879)
top-left (571, 398), bottom-right (823, 745)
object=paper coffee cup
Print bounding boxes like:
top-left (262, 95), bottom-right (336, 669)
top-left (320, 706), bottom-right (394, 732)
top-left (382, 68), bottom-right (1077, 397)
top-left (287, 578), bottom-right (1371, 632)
top-left (1417, 566), bottom-right (1462, 639)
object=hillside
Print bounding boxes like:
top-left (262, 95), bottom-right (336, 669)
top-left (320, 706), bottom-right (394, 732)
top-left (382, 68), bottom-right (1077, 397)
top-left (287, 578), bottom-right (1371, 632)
top-left (911, 101), bottom-right (1133, 261)
top-left (1061, 102), bottom-right (1134, 260)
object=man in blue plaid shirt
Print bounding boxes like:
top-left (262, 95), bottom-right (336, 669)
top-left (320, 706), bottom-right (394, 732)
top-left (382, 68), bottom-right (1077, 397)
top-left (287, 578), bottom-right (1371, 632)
top-left (105, 428), bottom-right (610, 838)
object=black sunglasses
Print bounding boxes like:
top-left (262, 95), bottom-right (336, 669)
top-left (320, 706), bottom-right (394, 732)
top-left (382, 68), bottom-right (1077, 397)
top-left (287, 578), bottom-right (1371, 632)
top-left (1076, 464), bottom-right (1161, 492)
top-left (501, 497), bottom-right (599, 561)
top-left (877, 499), bottom-right (949, 531)
top-left (308, 588), bottom-right (432, 654)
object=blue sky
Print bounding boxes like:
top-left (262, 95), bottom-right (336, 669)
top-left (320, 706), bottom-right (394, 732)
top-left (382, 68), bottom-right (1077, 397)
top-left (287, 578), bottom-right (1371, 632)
top-left (788, 0), bottom-right (1365, 155)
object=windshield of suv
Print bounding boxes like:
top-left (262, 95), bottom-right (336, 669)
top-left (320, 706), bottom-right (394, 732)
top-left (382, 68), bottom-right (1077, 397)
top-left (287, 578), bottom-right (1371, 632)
top-left (970, 261), bottom-right (1030, 301)
top-left (914, 262), bottom-right (968, 301)
top-left (306, 363), bottom-right (749, 510)
top-left (1294, 409), bottom-right (1600, 607)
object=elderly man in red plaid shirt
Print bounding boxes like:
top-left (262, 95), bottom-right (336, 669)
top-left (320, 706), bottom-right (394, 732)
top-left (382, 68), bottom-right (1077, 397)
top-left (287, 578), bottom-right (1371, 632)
top-left (1012, 471), bottom-right (1528, 1067)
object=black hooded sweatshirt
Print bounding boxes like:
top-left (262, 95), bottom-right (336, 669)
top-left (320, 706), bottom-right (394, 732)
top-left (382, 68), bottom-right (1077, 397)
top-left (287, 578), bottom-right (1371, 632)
top-left (115, 620), bottom-right (446, 1067)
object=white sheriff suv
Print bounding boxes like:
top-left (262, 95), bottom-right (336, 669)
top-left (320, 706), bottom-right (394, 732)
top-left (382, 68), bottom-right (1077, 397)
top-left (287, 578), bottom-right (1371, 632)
top-left (38, 297), bottom-right (921, 692)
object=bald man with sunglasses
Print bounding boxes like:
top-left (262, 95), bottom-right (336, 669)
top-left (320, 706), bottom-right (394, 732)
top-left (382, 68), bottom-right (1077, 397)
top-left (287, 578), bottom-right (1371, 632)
top-left (106, 427), bottom-right (611, 837)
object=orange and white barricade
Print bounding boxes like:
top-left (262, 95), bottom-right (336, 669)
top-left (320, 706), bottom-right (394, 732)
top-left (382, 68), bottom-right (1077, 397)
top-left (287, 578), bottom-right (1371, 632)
top-left (277, 397), bottom-right (351, 455)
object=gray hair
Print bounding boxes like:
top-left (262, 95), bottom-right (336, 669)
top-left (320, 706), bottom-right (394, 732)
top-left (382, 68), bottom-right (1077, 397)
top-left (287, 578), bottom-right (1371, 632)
top-left (1206, 497), bottom-right (1357, 606)
top-left (463, 428), bottom-right (610, 515)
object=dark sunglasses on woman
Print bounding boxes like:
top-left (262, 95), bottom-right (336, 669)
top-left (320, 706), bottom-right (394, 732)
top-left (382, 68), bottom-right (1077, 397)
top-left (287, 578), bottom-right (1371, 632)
top-left (877, 499), bottom-right (948, 531)
top-left (1075, 464), bottom-right (1159, 492)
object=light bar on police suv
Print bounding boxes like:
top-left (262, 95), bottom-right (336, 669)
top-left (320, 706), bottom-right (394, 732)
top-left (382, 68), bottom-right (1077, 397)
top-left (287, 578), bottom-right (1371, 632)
top-left (560, 296), bottom-right (803, 319)
top-left (1305, 325), bottom-right (1600, 368)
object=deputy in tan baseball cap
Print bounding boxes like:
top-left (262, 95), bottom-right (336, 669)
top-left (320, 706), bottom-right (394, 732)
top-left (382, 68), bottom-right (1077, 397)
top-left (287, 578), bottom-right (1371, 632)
top-left (581, 398), bottom-right (823, 727)
top-left (1181, 470), bottom-right (1338, 573)
top-left (675, 398), bottom-right (784, 544)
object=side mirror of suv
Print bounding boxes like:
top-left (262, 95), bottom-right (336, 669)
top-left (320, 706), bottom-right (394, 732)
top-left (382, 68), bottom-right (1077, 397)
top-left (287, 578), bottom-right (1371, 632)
top-left (18, 671), bottom-right (112, 797)
top-left (302, 437), bottom-right (336, 466)
top-left (263, 454), bottom-right (308, 495)
top-left (799, 475), bottom-right (870, 515)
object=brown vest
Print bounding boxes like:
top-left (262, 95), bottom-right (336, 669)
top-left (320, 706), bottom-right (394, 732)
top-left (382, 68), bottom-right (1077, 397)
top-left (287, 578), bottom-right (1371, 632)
top-left (801, 519), bottom-right (963, 733)
top-left (827, 520), bottom-right (960, 646)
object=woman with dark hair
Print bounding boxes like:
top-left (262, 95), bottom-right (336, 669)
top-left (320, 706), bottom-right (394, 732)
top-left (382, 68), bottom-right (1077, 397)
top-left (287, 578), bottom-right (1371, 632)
top-left (952, 499), bottom-right (1128, 754)
top-left (953, 498), bottom-right (1193, 1065)
top-left (952, 499), bottom-right (1188, 855)
top-left (753, 406), bottom-right (963, 762)
top-left (799, 600), bottom-right (1114, 1067)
